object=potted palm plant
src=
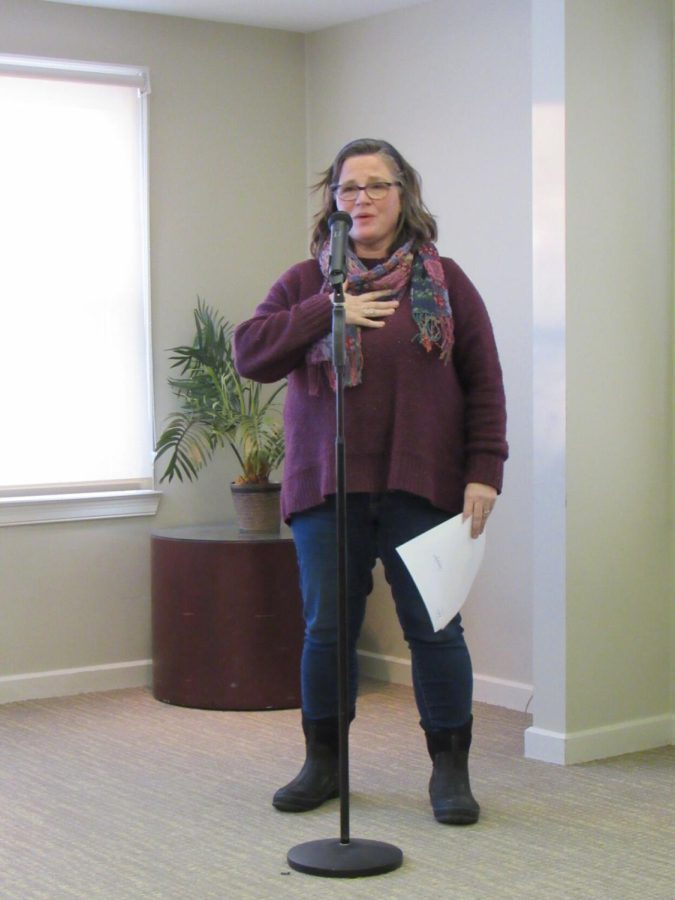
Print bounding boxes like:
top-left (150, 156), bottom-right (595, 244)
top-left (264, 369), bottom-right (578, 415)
top-left (155, 299), bottom-right (285, 533)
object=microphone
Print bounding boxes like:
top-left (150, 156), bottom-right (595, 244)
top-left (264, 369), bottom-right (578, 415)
top-left (328, 211), bottom-right (352, 285)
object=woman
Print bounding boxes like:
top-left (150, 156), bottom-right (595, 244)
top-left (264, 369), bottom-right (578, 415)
top-left (234, 138), bottom-right (507, 826)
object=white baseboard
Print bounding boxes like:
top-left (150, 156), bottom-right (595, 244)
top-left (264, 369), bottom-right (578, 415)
top-left (357, 649), bottom-right (533, 712)
top-left (0, 660), bottom-right (152, 704)
top-left (357, 649), bottom-right (413, 689)
top-left (472, 673), bottom-right (533, 713)
top-left (525, 713), bottom-right (674, 765)
top-left (6, 657), bottom-right (671, 765)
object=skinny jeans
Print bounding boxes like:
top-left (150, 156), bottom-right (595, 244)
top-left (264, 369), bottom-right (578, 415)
top-left (290, 491), bottom-right (473, 732)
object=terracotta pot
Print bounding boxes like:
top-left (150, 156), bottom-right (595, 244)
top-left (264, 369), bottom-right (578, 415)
top-left (230, 481), bottom-right (282, 534)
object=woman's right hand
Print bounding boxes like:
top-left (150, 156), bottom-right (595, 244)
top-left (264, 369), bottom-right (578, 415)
top-left (341, 289), bottom-right (399, 328)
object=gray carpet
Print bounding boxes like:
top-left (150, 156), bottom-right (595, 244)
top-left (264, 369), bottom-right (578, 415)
top-left (1, 680), bottom-right (673, 899)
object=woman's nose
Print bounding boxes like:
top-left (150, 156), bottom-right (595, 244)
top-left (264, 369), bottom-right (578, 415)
top-left (354, 188), bottom-right (372, 205)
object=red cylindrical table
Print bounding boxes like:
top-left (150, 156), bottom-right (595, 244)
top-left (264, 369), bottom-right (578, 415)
top-left (151, 524), bottom-right (304, 710)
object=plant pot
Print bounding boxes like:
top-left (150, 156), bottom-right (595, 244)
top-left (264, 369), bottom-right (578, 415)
top-left (230, 481), bottom-right (282, 534)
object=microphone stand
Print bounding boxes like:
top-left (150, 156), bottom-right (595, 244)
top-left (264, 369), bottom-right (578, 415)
top-left (286, 268), bottom-right (403, 879)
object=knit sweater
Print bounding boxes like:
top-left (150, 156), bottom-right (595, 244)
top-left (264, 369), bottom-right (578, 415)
top-left (233, 256), bottom-right (508, 523)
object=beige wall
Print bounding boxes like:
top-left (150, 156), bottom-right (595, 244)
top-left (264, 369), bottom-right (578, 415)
top-left (672, 0), bottom-right (675, 727)
top-left (1, 0), bottom-right (672, 763)
top-left (565, 0), bottom-right (672, 734)
top-left (526, 0), bottom-right (673, 762)
top-left (0, 0), bottom-right (307, 693)
top-left (308, 0), bottom-right (674, 756)
top-left (305, 0), bottom-right (535, 709)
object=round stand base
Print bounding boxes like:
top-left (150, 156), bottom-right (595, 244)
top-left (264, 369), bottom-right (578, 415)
top-left (287, 837), bottom-right (403, 878)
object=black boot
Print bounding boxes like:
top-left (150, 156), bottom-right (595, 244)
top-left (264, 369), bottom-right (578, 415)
top-left (272, 716), bottom-right (340, 812)
top-left (425, 717), bottom-right (480, 825)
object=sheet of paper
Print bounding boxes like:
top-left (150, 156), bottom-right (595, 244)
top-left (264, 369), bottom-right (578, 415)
top-left (396, 513), bottom-right (486, 632)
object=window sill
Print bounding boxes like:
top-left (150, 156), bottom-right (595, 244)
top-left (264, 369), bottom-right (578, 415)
top-left (0, 490), bottom-right (161, 527)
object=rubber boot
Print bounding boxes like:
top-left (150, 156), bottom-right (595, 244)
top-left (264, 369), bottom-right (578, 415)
top-left (425, 717), bottom-right (480, 825)
top-left (272, 716), bottom-right (340, 812)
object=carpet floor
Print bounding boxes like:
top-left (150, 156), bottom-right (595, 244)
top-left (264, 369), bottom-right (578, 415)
top-left (1, 680), bottom-right (673, 899)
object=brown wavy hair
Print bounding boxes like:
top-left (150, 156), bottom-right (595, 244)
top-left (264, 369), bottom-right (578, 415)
top-left (309, 138), bottom-right (437, 258)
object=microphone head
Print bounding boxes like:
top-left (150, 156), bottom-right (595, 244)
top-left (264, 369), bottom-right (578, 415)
top-left (328, 211), bottom-right (353, 229)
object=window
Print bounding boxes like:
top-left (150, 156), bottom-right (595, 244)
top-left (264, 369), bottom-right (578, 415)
top-left (0, 55), bottom-right (159, 525)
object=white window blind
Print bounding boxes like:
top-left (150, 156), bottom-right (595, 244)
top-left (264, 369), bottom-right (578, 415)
top-left (0, 55), bottom-right (158, 524)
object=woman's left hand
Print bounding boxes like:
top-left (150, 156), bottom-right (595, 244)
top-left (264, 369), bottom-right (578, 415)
top-left (463, 482), bottom-right (497, 539)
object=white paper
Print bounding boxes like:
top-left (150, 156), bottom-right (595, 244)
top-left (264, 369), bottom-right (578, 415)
top-left (396, 513), bottom-right (486, 632)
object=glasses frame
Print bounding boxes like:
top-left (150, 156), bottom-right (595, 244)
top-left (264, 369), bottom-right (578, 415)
top-left (331, 180), bottom-right (401, 202)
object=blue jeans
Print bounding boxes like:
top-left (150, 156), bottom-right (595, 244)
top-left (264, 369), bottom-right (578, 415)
top-left (290, 491), bottom-right (473, 731)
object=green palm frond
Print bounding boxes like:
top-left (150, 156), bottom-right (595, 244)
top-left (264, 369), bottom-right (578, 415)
top-left (154, 414), bottom-right (216, 483)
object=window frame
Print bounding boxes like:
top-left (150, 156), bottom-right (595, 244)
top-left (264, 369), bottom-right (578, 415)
top-left (0, 54), bottom-right (160, 526)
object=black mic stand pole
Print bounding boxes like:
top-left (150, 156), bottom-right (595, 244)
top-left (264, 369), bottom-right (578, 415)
top-left (286, 270), bottom-right (403, 879)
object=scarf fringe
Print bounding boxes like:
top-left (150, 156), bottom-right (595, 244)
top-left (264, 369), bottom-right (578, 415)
top-left (412, 309), bottom-right (454, 361)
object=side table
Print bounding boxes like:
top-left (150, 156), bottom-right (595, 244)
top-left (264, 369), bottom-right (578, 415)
top-left (151, 524), bottom-right (304, 710)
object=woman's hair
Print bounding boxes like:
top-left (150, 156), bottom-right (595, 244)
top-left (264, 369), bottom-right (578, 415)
top-left (309, 138), bottom-right (437, 258)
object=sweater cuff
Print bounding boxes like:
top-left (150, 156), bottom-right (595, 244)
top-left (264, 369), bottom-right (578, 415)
top-left (465, 453), bottom-right (505, 494)
top-left (296, 292), bottom-right (333, 340)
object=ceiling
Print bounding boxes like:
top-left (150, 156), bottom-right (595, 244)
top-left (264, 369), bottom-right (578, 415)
top-left (42, 0), bottom-right (429, 32)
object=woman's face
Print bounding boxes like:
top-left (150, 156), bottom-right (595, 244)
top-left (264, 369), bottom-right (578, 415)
top-left (335, 153), bottom-right (402, 259)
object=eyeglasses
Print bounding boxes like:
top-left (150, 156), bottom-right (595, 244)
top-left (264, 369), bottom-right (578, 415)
top-left (331, 181), bottom-right (401, 203)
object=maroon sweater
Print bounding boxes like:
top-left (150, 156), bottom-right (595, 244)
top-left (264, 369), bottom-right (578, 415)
top-left (234, 257), bottom-right (508, 522)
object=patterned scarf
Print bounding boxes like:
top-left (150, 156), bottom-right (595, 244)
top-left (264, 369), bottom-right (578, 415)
top-left (307, 239), bottom-right (453, 394)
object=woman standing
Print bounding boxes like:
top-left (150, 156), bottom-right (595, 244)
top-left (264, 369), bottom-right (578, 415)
top-left (234, 138), bottom-right (508, 825)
